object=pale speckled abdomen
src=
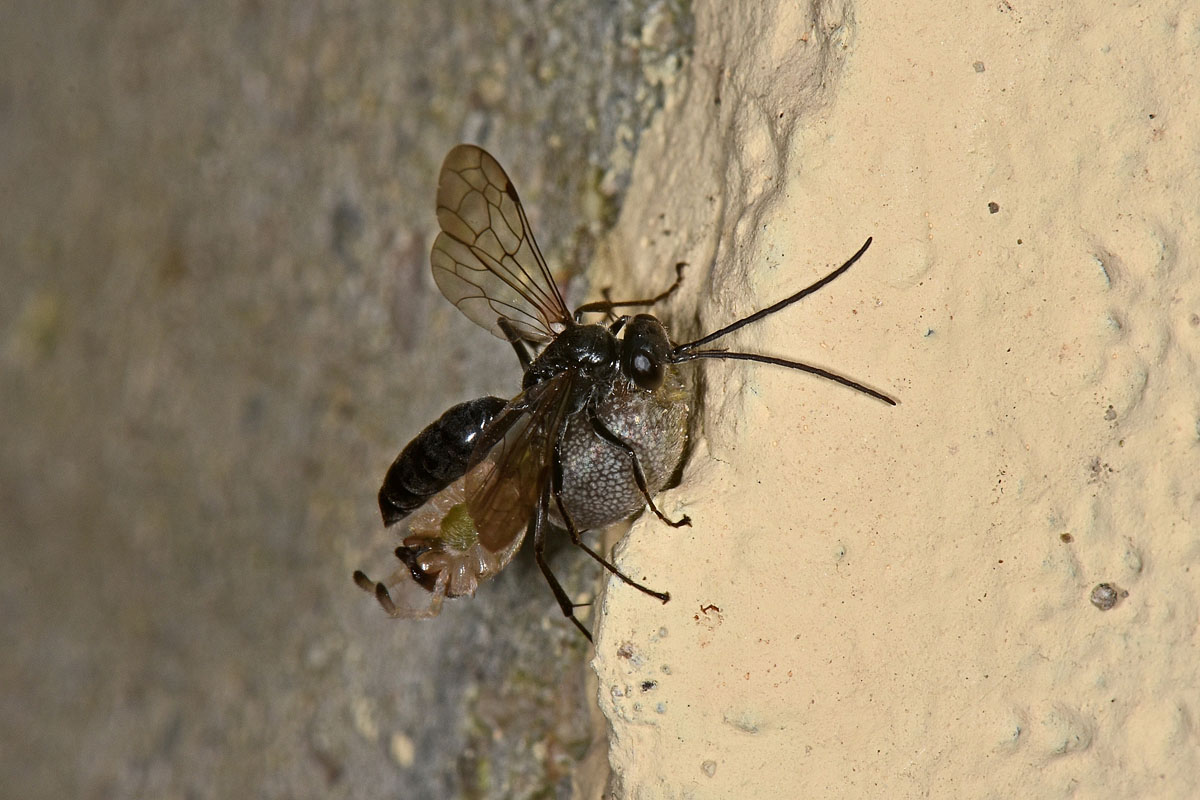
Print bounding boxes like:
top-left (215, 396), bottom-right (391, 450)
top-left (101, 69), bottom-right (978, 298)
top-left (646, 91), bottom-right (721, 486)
top-left (553, 367), bottom-right (689, 531)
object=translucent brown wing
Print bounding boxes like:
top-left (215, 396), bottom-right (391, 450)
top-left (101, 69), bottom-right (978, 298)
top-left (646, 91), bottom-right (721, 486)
top-left (464, 374), bottom-right (574, 551)
top-left (431, 144), bottom-right (572, 342)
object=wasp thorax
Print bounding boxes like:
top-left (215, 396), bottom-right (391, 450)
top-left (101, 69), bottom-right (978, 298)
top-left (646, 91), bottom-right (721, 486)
top-left (523, 324), bottom-right (619, 389)
top-left (621, 314), bottom-right (672, 391)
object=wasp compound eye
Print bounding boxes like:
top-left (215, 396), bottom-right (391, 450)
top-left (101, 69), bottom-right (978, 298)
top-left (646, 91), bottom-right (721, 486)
top-left (629, 349), bottom-right (665, 389)
top-left (621, 314), bottom-right (671, 391)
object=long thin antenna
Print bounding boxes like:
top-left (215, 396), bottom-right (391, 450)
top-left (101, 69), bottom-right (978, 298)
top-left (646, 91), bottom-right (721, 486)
top-left (669, 237), bottom-right (895, 404)
top-left (673, 237), bottom-right (873, 354)
top-left (672, 350), bottom-right (897, 405)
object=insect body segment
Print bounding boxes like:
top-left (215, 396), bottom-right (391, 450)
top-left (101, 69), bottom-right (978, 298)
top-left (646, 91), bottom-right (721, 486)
top-left (377, 396), bottom-right (508, 526)
top-left (355, 144), bottom-right (896, 640)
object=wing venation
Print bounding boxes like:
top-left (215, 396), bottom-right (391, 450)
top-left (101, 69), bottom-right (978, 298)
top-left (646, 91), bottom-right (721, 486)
top-left (430, 145), bottom-right (571, 342)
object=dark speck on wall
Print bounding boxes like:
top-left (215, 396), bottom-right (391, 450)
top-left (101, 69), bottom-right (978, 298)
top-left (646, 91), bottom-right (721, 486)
top-left (1090, 582), bottom-right (1127, 611)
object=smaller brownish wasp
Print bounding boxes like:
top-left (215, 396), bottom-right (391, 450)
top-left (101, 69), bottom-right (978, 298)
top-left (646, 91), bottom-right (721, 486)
top-left (354, 145), bottom-right (895, 640)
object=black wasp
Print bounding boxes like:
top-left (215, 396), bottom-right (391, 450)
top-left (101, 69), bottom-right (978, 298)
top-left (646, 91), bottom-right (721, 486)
top-left (354, 144), bottom-right (896, 640)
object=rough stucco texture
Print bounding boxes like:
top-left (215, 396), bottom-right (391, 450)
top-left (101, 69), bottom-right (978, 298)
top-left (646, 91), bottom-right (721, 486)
top-left (591, 1), bottom-right (1199, 798)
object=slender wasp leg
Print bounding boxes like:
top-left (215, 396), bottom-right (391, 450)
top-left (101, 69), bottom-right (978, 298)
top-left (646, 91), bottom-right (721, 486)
top-left (599, 288), bottom-right (619, 324)
top-left (586, 405), bottom-right (691, 528)
top-left (497, 317), bottom-right (535, 370)
top-left (531, 489), bottom-right (594, 641)
top-left (550, 434), bottom-right (671, 603)
top-left (573, 261), bottom-right (687, 321)
top-left (579, 286), bottom-right (623, 325)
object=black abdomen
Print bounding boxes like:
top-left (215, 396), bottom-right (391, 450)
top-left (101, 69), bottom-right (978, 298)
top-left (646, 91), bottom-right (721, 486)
top-left (378, 396), bottom-right (507, 526)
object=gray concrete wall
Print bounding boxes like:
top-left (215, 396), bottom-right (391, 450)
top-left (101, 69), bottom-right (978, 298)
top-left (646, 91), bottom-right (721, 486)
top-left (0, 2), bottom-right (692, 797)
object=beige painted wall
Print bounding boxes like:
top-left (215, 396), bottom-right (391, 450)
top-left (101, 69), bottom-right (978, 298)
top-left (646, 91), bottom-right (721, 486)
top-left (593, 1), bottom-right (1199, 797)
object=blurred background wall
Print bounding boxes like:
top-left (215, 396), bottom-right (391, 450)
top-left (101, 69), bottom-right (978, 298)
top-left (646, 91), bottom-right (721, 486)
top-left (0, 1), bottom-right (693, 797)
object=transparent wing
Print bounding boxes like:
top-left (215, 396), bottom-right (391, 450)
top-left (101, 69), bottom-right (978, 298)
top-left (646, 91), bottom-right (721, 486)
top-left (465, 375), bottom-right (573, 551)
top-left (431, 144), bottom-right (572, 342)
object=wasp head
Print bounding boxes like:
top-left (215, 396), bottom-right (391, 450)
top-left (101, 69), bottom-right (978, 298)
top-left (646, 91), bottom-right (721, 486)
top-left (620, 314), bottom-right (672, 391)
